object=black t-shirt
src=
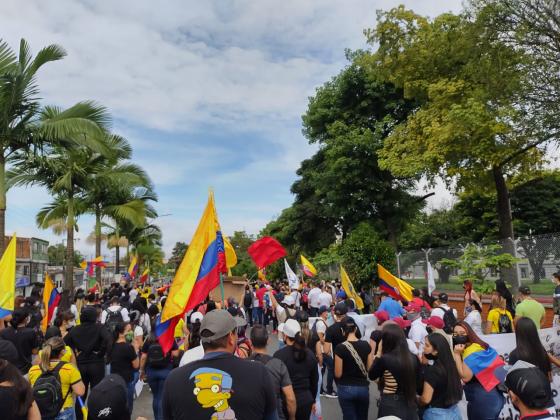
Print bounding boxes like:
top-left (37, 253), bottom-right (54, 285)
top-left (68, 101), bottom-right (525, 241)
top-left (0, 327), bottom-right (39, 373)
top-left (334, 340), bottom-right (371, 386)
top-left (0, 386), bottom-right (28, 420)
top-left (325, 321), bottom-right (345, 350)
top-left (424, 363), bottom-right (459, 408)
top-left (273, 345), bottom-right (319, 407)
top-left (369, 351), bottom-right (423, 395)
top-left (110, 342), bottom-right (137, 383)
top-left (162, 352), bottom-right (277, 420)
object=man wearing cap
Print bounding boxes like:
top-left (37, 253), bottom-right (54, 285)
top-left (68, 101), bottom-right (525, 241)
top-left (430, 293), bottom-right (458, 320)
top-left (307, 283), bottom-right (322, 317)
top-left (378, 293), bottom-right (406, 319)
top-left (408, 309), bottom-right (428, 355)
top-left (162, 310), bottom-right (277, 420)
top-left (515, 286), bottom-right (545, 329)
top-left (505, 361), bottom-right (555, 419)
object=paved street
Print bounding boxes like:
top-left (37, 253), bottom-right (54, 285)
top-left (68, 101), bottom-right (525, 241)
top-left (132, 329), bottom-right (380, 420)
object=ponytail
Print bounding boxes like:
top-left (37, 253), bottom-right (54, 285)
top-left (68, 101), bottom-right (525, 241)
top-left (40, 337), bottom-right (65, 371)
top-left (292, 332), bottom-right (307, 362)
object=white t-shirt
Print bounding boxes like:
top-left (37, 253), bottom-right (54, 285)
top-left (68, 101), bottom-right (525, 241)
top-left (101, 305), bottom-right (130, 323)
top-left (317, 291), bottom-right (332, 308)
top-left (308, 288), bottom-right (322, 309)
top-left (134, 325), bottom-right (143, 338)
top-left (464, 310), bottom-right (483, 335)
top-left (431, 304), bottom-right (458, 320)
top-left (290, 291), bottom-right (301, 308)
top-left (409, 317), bottom-right (428, 354)
top-left (129, 289), bottom-right (139, 303)
top-left (252, 292), bottom-right (259, 308)
top-left (315, 318), bottom-right (327, 336)
top-left (407, 338), bottom-right (419, 356)
top-left (52, 304), bottom-right (79, 324)
top-left (179, 345), bottom-right (205, 366)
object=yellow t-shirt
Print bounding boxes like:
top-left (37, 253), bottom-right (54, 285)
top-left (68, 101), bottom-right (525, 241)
top-left (174, 318), bottom-right (185, 339)
top-left (38, 346), bottom-right (73, 364)
top-left (29, 361), bottom-right (82, 409)
top-left (487, 308), bottom-right (513, 333)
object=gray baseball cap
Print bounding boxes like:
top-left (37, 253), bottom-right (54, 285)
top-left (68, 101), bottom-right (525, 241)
top-left (200, 310), bottom-right (246, 343)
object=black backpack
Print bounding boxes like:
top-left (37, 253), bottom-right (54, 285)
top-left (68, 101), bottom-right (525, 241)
top-left (105, 307), bottom-right (124, 332)
top-left (498, 311), bottom-right (513, 333)
top-left (442, 307), bottom-right (457, 334)
top-left (33, 362), bottom-right (71, 419)
top-left (308, 319), bottom-right (325, 354)
top-left (243, 291), bottom-right (253, 307)
top-left (147, 341), bottom-right (168, 368)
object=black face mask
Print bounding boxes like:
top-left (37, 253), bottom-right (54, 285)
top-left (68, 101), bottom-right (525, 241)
top-left (452, 335), bottom-right (468, 346)
top-left (426, 326), bottom-right (433, 334)
top-left (424, 353), bottom-right (438, 361)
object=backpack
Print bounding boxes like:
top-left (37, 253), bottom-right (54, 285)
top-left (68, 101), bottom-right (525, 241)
top-left (146, 341), bottom-right (168, 369)
top-left (33, 362), bottom-right (71, 419)
top-left (442, 307), bottom-right (457, 334)
top-left (105, 307), bottom-right (124, 332)
top-left (235, 337), bottom-right (253, 358)
top-left (301, 291), bottom-right (309, 305)
top-left (497, 311), bottom-right (513, 333)
top-left (243, 291), bottom-right (253, 307)
top-left (308, 319), bottom-right (326, 354)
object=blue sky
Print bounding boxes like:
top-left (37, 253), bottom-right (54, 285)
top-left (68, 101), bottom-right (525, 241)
top-left (0, 0), bottom-right (462, 258)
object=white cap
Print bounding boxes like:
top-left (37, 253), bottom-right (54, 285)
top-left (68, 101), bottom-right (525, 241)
top-left (190, 311), bottom-right (203, 324)
top-left (282, 295), bottom-right (295, 306)
top-left (278, 319), bottom-right (301, 338)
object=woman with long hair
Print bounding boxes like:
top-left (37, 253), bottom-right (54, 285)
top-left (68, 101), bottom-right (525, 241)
top-left (273, 319), bottom-right (319, 420)
top-left (495, 279), bottom-right (515, 316)
top-left (0, 359), bottom-right (40, 420)
top-left (334, 317), bottom-right (372, 420)
top-left (296, 310), bottom-right (311, 347)
top-left (28, 337), bottom-right (85, 420)
top-left (463, 299), bottom-right (483, 336)
top-left (485, 292), bottom-right (513, 334)
top-left (420, 333), bottom-right (463, 419)
top-left (109, 322), bottom-right (139, 413)
top-left (369, 323), bottom-right (421, 420)
top-left (462, 280), bottom-right (480, 315)
top-left (452, 321), bottom-right (505, 419)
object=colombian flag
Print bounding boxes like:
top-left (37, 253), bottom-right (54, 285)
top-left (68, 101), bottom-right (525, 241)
top-left (0, 234), bottom-right (16, 318)
top-left (463, 343), bottom-right (506, 392)
top-left (41, 273), bottom-right (60, 333)
top-left (127, 254), bottom-right (138, 280)
top-left (159, 191), bottom-right (227, 353)
top-left (300, 255), bottom-right (317, 277)
top-left (139, 268), bottom-right (149, 284)
top-left (377, 264), bottom-right (413, 302)
top-left (340, 266), bottom-right (364, 310)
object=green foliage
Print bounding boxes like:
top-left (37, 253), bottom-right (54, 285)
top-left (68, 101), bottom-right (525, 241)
top-left (228, 231), bottom-right (256, 277)
top-left (440, 243), bottom-right (518, 293)
top-left (168, 242), bottom-right (188, 270)
top-left (47, 244), bottom-right (83, 267)
top-left (338, 223), bottom-right (395, 288)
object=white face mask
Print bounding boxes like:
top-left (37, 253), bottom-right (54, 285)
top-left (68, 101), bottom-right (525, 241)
top-left (67, 321), bottom-right (76, 328)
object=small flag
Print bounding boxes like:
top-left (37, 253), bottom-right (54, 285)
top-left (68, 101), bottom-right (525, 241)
top-left (248, 237), bottom-right (286, 269)
top-left (139, 268), bottom-right (149, 284)
top-left (300, 255), bottom-right (317, 277)
top-left (127, 254), bottom-right (138, 280)
top-left (284, 259), bottom-right (299, 290)
top-left (41, 273), bottom-right (60, 333)
top-left (427, 261), bottom-right (436, 296)
top-left (378, 264), bottom-right (414, 302)
top-left (0, 234), bottom-right (16, 318)
top-left (340, 265), bottom-right (364, 310)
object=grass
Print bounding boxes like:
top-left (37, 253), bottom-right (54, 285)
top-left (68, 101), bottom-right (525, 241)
top-left (405, 277), bottom-right (555, 296)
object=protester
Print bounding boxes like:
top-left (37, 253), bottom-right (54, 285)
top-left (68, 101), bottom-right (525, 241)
top-left (419, 333), bottom-right (463, 419)
top-left (346, 299), bottom-right (366, 337)
top-left (64, 306), bottom-right (112, 420)
top-left (463, 299), bottom-right (483, 336)
top-left (29, 337), bottom-right (85, 420)
top-left (485, 292), bottom-right (514, 334)
top-left (250, 325), bottom-right (296, 420)
top-left (0, 308), bottom-right (40, 374)
top-left (378, 292), bottom-right (405, 319)
top-left (462, 280), bottom-right (481, 315)
top-left (369, 323), bottom-right (422, 420)
top-left (274, 318), bottom-right (319, 420)
top-left (408, 289), bottom-right (432, 313)
top-left (101, 296), bottom-right (130, 332)
top-left (47, 310), bottom-right (76, 340)
top-left (0, 358), bottom-right (40, 420)
top-left (162, 310), bottom-right (277, 420)
top-left (407, 308), bottom-right (428, 355)
top-left (243, 285), bottom-right (254, 326)
top-left (323, 302), bottom-right (353, 398)
top-left (515, 286), bottom-right (546, 329)
top-left (495, 279), bottom-right (516, 317)
top-left (296, 310), bottom-right (312, 347)
top-left (87, 373), bottom-right (131, 420)
top-left (308, 283), bottom-right (322, 317)
top-left (309, 306), bottom-right (328, 367)
top-left (452, 321), bottom-right (505, 419)
top-left (109, 322), bottom-right (140, 413)
top-left (359, 287), bottom-right (372, 314)
top-left (505, 361), bottom-right (555, 420)
top-left (334, 317), bottom-right (372, 420)
top-left (317, 285), bottom-right (333, 312)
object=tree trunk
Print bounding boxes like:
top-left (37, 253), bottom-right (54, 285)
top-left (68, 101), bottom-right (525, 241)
top-left (0, 155), bottom-right (6, 255)
top-left (95, 207), bottom-right (102, 285)
top-left (65, 193), bottom-right (75, 296)
top-left (115, 245), bottom-right (120, 277)
top-left (492, 166), bottom-right (520, 288)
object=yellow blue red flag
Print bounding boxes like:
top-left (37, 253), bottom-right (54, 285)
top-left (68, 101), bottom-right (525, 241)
top-left (41, 273), bottom-right (60, 333)
top-left (0, 234), bottom-right (16, 318)
top-left (300, 255), bottom-right (317, 277)
top-left (127, 254), bottom-right (138, 280)
top-left (378, 263), bottom-right (414, 302)
top-left (340, 265), bottom-right (364, 310)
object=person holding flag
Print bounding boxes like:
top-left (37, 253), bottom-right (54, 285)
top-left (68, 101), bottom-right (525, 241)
top-left (41, 273), bottom-right (61, 333)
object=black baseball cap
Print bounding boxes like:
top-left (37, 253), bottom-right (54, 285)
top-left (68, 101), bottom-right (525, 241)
top-left (505, 361), bottom-right (552, 409)
top-left (318, 306), bottom-right (329, 315)
top-left (518, 286), bottom-right (531, 295)
top-left (88, 374), bottom-right (130, 420)
top-left (334, 302), bottom-right (348, 316)
top-left (437, 292), bottom-right (449, 303)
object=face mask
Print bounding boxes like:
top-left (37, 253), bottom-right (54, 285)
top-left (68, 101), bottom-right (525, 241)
top-left (424, 353), bottom-right (438, 361)
top-left (452, 335), bottom-right (468, 346)
top-left (125, 332), bottom-right (134, 342)
top-left (465, 306), bottom-right (473, 314)
top-left (67, 321), bottom-right (76, 328)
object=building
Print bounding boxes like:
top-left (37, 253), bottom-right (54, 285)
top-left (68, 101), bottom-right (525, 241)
top-left (6, 236), bottom-right (49, 289)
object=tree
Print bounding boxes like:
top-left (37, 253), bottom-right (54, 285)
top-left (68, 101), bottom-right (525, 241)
top-left (168, 242), bottom-right (188, 270)
top-left (369, 7), bottom-right (550, 286)
top-left (47, 244), bottom-right (83, 267)
top-left (228, 231), bottom-right (255, 277)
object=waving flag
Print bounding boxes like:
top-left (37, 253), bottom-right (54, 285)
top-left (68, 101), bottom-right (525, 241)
top-left (139, 268), bottom-right (149, 284)
top-left (378, 264), bottom-right (414, 302)
top-left (284, 259), bottom-right (299, 290)
top-left (340, 265), bottom-right (364, 310)
top-left (463, 343), bottom-right (506, 392)
top-left (248, 237), bottom-right (286, 269)
top-left (427, 261), bottom-right (436, 296)
top-left (300, 255), bottom-right (317, 277)
top-left (0, 234), bottom-right (16, 318)
top-left (159, 191), bottom-right (227, 354)
top-left (127, 254), bottom-right (139, 280)
top-left (258, 268), bottom-right (267, 282)
top-left (41, 273), bottom-right (60, 333)
top-left (81, 257), bottom-right (108, 278)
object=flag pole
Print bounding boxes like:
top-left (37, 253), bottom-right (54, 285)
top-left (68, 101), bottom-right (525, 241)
top-left (219, 273), bottom-right (225, 305)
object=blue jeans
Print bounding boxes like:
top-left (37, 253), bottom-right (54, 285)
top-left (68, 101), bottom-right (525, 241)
top-left (322, 354), bottom-right (334, 393)
top-left (464, 382), bottom-right (505, 420)
top-left (147, 367), bottom-right (172, 420)
top-left (56, 407), bottom-right (76, 420)
top-left (127, 370), bottom-right (139, 413)
top-left (423, 405), bottom-right (461, 420)
top-left (253, 307), bottom-right (263, 325)
top-left (337, 384), bottom-right (369, 420)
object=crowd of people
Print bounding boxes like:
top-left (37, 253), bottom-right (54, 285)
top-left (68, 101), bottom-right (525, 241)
top-left (0, 275), bottom-right (557, 420)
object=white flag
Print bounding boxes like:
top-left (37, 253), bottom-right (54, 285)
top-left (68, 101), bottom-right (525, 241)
top-left (427, 261), bottom-right (436, 296)
top-left (284, 259), bottom-right (299, 290)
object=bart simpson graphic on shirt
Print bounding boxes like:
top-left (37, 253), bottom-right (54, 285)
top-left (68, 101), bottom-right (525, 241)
top-left (190, 367), bottom-right (237, 420)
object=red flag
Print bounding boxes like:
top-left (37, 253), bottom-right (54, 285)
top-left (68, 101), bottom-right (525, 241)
top-left (248, 236), bottom-right (287, 269)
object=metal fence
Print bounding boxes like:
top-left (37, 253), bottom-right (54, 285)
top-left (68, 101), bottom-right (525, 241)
top-left (396, 232), bottom-right (560, 285)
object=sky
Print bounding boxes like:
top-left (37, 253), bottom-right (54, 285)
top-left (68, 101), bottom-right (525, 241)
top-left (0, 0), bottom-right (463, 259)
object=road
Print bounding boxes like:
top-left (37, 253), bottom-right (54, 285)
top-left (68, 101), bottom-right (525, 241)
top-left (132, 332), bottom-right (380, 419)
